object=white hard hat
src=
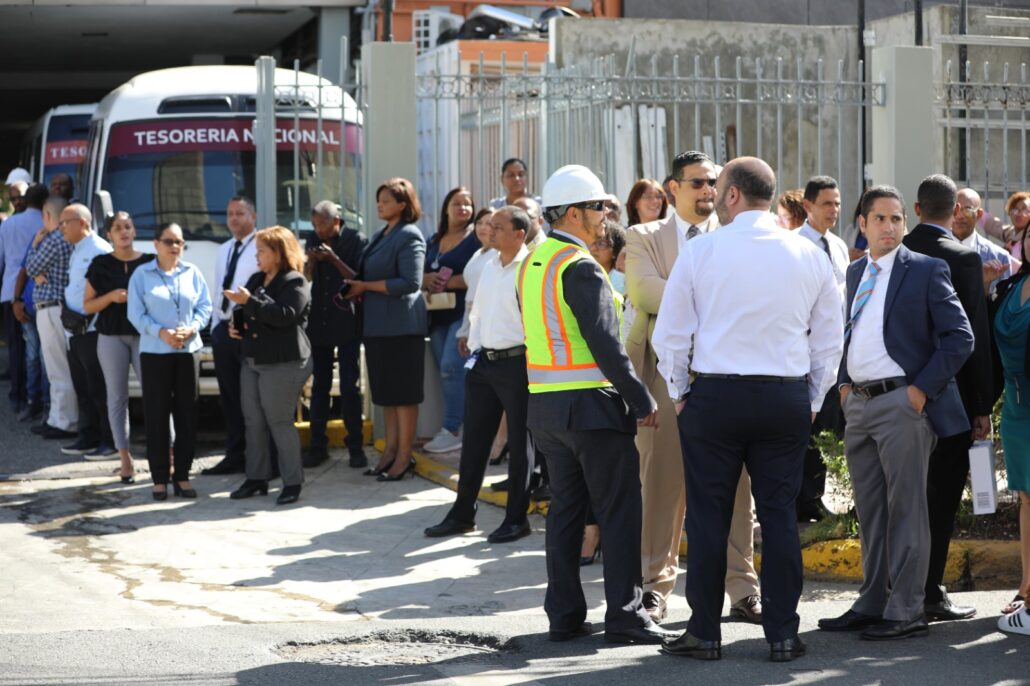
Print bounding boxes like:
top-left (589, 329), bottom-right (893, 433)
top-left (541, 164), bottom-right (609, 212)
top-left (5, 167), bottom-right (31, 185)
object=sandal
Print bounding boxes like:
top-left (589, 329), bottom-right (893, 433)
top-left (1002, 594), bottom-right (1025, 615)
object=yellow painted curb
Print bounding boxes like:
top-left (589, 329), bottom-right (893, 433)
top-left (295, 419), bottom-right (374, 449)
top-left (389, 440), bottom-right (1022, 589)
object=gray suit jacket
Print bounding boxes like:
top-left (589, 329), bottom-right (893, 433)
top-left (359, 223), bottom-right (427, 338)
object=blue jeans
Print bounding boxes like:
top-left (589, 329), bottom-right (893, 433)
top-left (429, 319), bottom-right (468, 433)
top-left (22, 317), bottom-right (48, 406)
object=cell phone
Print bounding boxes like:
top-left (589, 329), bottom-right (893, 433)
top-left (231, 307), bottom-right (246, 334)
top-left (433, 266), bottom-right (454, 293)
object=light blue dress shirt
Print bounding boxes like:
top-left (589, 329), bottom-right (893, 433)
top-left (127, 259), bottom-right (212, 354)
top-left (0, 208), bottom-right (44, 302)
top-left (65, 232), bottom-right (112, 326)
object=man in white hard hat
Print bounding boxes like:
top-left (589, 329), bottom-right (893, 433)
top-left (517, 164), bottom-right (672, 645)
top-left (5, 167), bottom-right (31, 187)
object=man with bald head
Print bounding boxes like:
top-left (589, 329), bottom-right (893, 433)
top-left (653, 157), bottom-right (844, 662)
top-left (953, 188), bottom-right (1018, 295)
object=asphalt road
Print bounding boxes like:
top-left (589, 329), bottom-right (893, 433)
top-left (1, 348), bottom-right (1028, 685)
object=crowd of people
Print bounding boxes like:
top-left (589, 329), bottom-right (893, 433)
top-left (4, 151), bottom-right (1030, 657)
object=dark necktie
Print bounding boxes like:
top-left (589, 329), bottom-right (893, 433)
top-left (687, 225), bottom-right (700, 240)
top-left (819, 236), bottom-right (832, 259)
top-left (221, 239), bottom-right (243, 312)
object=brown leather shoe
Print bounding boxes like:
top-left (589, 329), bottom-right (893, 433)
top-left (642, 590), bottom-right (668, 623)
top-left (730, 594), bottom-right (762, 624)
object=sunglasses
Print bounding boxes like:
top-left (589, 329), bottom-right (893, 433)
top-left (678, 177), bottom-right (717, 190)
top-left (576, 200), bottom-right (607, 212)
top-left (158, 238), bottom-right (185, 247)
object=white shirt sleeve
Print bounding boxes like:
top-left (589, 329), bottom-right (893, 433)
top-left (653, 245), bottom-right (698, 401)
top-left (806, 258), bottom-right (846, 411)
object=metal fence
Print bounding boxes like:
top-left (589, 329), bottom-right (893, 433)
top-left (415, 50), bottom-right (885, 232)
top-left (937, 59), bottom-right (1030, 217)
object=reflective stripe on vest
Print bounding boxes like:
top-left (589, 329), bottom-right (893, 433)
top-left (517, 238), bottom-right (614, 393)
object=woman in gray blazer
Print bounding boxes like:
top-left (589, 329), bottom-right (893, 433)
top-left (344, 177), bottom-right (427, 481)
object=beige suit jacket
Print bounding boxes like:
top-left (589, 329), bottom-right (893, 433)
top-left (625, 214), bottom-right (681, 385)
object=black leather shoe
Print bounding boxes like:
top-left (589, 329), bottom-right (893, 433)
top-left (424, 518), bottom-right (475, 538)
top-left (277, 485), bottom-right (302, 505)
top-left (924, 588), bottom-right (977, 621)
top-left (730, 594), bottom-right (762, 624)
top-left (202, 457), bottom-right (245, 476)
top-left (172, 481), bottom-right (197, 499)
top-left (302, 447), bottom-right (329, 468)
top-left (548, 621), bottom-right (593, 642)
top-left (770, 637), bottom-right (806, 662)
top-left (230, 479), bottom-right (269, 500)
top-left (818, 609), bottom-right (883, 631)
top-left (642, 590), bottom-right (668, 624)
top-left (660, 630), bottom-right (721, 660)
top-left (605, 621), bottom-right (678, 645)
top-left (797, 501), bottom-right (831, 523)
top-left (41, 426), bottom-right (77, 440)
top-left (860, 615), bottom-right (929, 641)
top-left (487, 521), bottom-right (530, 543)
top-left (348, 449), bottom-right (368, 469)
top-left (531, 483), bottom-right (551, 501)
top-left (490, 478), bottom-right (510, 492)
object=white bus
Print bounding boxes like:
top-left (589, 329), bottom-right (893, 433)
top-left (82, 65), bottom-right (362, 395)
top-left (20, 104), bottom-right (97, 191)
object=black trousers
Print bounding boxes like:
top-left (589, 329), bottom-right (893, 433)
top-left (447, 355), bottom-right (533, 527)
top-left (924, 430), bottom-right (973, 602)
top-left (68, 331), bottom-right (112, 447)
top-left (679, 377), bottom-right (809, 643)
top-left (799, 386), bottom-right (844, 509)
top-left (211, 321), bottom-right (246, 465)
top-left (140, 352), bottom-right (198, 485)
top-left (309, 340), bottom-right (363, 452)
top-left (534, 426), bottom-right (649, 633)
top-left (3, 303), bottom-right (25, 409)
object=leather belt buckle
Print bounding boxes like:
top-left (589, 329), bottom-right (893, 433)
top-left (852, 384), bottom-right (873, 400)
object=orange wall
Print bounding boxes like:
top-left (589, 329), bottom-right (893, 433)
top-left (377, 1), bottom-right (622, 42)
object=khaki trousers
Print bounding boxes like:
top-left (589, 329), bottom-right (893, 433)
top-left (638, 370), bottom-right (759, 602)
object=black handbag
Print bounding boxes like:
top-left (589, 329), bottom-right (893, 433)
top-left (60, 304), bottom-right (90, 336)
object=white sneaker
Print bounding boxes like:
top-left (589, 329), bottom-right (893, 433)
top-left (423, 428), bottom-right (462, 453)
top-left (998, 608), bottom-right (1030, 635)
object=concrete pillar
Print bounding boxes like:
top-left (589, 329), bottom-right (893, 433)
top-left (870, 45), bottom-right (935, 216)
top-left (318, 7), bottom-right (351, 84)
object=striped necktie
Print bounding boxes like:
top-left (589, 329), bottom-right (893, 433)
top-left (844, 261), bottom-right (881, 341)
top-left (687, 225), bottom-right (700, 240)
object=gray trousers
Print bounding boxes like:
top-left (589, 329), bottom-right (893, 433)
top-left (96, 334), bottom-right (141, 451)
top-left (241, 357), bottom-right (313, 487)
top-left (844, 386), bottom-right (936, 621)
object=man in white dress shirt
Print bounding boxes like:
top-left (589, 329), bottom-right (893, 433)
top-left (203, 196), bottom-right (260, 475)
top-left (653, 157), bottom-right (843, 663)
top-left (796, 176), bottom-right (850, 522)
top-left (424, 206), bottom-right (535, 543)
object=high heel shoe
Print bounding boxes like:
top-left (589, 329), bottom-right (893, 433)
top-left (579, 547), bottom-right (602, 566)
top-left (230, 479), bottom-right (269, 500)
top-left (152, 487), bottom-right (168, 501)
top-left (364, 458), bottom-right (395, 477)
top-left (277, 485), bottom-right (302, 505)
top-left (120, 473), bottom-right (135, 484)
top-left (489, 443), bottom-right (509, 466)
top-left (377, 459), bottom-right (415, 482)
top-left (172, 481), bottom-right (197, 499)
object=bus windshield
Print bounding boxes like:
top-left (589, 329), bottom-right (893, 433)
top-left (45, 114), bottom-right (91, 188)
top-left (102, 118), bottom-right (361, 241)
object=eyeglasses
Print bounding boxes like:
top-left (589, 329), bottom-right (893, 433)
top-left (158, 238), bottom-right (185, 247)
top-left (677, 177), bottom-right (717, 190)
top-left (957, 206), bottom-right (980, 216)
top-left (576, 200), bottom-right (607, 212)
top-left (591, 239), bottom-right (613, 249)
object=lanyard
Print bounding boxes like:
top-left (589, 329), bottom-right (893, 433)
top-left (158, 265), bottom-right (183, 320)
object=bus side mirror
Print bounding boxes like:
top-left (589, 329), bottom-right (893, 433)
top-left (93, 190), bottom-right (114, 234)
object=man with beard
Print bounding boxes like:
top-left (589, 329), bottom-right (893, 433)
top-left (624, 150), bottom-right (760, 626)
top-left (654, 157), bottom-right (843, 662)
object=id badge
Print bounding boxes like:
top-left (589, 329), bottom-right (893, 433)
top-left (464, 350), bottom-right (480, 370)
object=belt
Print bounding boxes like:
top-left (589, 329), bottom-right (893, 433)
top-left (851, 376), bottom-right (907, 399)
top-left (481, 345), bottom-right (526, 361)
top-left (694, 373), bottom-right (806, 383)
top-left (35, 300), bottom-right (60, 310)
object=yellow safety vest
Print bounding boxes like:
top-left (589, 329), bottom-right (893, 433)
top-left (517, 237), bottom-right (618, 393)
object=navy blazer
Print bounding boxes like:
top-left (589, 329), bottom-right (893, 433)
top-left (359, 222), bottom-right (427, 338)
top-left (838, 245), bottom-right (974, 438)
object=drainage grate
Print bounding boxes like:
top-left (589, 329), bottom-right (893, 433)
top-left (276, 630), bottom-right (514, 666)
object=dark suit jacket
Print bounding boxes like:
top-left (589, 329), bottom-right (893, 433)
top-left (525, 233), bottom-right (655, 434)
top-left (240, 269), bottom-right (311, 365)
top-left (359, 222), bottom-right (427, 338)
top-left (838, 245), bottom-right (974, 438)
top-left (903, 224), bottom-right (994, 417)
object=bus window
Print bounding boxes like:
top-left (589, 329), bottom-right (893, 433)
top-left (43, 114), bottom-right (91, 189)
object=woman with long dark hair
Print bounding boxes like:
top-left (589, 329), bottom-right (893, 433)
top-left (421, 186), bottom-right (481, 454)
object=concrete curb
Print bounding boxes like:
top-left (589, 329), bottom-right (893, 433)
top-left (406, 446), bottom-right (1022, 591)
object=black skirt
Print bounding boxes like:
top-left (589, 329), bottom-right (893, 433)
top-left (364, 335), bottom-right (425, 406)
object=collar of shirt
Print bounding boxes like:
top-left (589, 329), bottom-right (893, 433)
top-left (673, 211), bottom-right (715, 237)
top-left (864, 245), bottom-right (901, 278)
top-left (551, 230), bottom-right (588, 249)
top-left (723, 209), bottom-right (780, 232)
top-left (492, 243), bottom-right (529, 270)
top-left (925, 222), bottom-right (955, 239)
top-left (798, 222), bottom-right (826, 243)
